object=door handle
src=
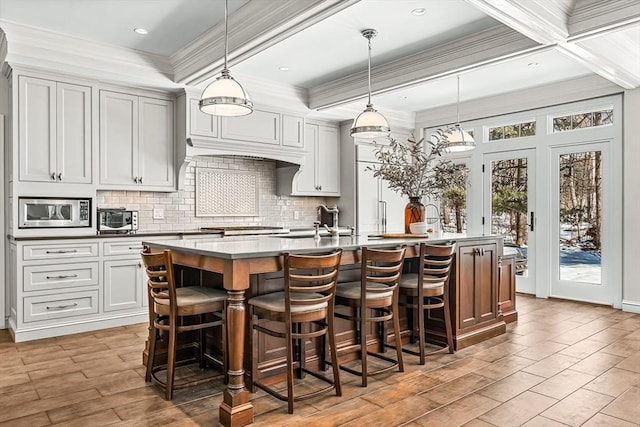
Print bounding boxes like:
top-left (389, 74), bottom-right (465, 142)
top-left (528, 211), bottom-right (535, 232)
top-left (379, 200), bottom-right (387, 233)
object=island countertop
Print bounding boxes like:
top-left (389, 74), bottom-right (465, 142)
top-left (142, 232), bottom-right (499, 259)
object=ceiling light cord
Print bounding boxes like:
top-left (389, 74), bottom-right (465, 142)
top-left (367, 36), bottom-right (372, 106)
top-left (456, 75), bottom-right (460, 125)
top-left (223, 0), bottom-right (229, 73)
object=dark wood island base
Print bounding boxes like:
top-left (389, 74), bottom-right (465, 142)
top-left (145, 234), bottom-right (516, 426)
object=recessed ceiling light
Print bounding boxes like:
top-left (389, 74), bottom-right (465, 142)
top-left (411, 8), bottom-right (426, 16)
top-left (401, 95), bottom-right (408, 100)
top-left (528, 62), bottom-right (539, 68)
top-left (278, 66), bottom-right (290, 72)
top-left (134, 28), bottom-right (148, 35)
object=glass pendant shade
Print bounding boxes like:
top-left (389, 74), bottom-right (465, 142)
top-left (441, 124), bottom-right (475, 152)
top-left (199, 70), bottom-right (253, 116)
top-left (350, 104), bottom-right (390, 139)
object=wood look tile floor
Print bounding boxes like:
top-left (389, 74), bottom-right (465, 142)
top-left (1, 295), bottom-right (639, 427)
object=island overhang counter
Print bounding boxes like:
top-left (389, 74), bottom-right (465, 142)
top-left (143, 233), bottom-right (514, 427)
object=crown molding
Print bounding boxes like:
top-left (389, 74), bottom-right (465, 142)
top-left (172, 0), bottom-right (360, 86)
top-left (465, 0), bottom-right (569, 44)
top-left (308, 26), bottom-right (542, 110)
top-left (0, 20), bottom-right (177, 90)
top-left (568, 0), bottom-right (640, 39)
top-left (0, 28), bottom-right (7, 68)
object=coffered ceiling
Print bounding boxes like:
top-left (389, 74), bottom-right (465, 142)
top-left (0, 0), bottom-right (638, 125)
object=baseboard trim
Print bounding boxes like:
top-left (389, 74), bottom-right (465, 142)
top-left (622, 300), bottom-right (640, 314)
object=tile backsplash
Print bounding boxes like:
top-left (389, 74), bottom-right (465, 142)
top-left (96, 156), bottom-right (331, 232)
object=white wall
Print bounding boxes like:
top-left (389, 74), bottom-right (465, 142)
top-left (1, 74), bottom-right (8, 327)
top-left (623, 88), bottom-right (640, 313)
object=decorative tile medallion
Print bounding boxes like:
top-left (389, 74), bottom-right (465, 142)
top-left (195, 168), bottom-right (259, 216)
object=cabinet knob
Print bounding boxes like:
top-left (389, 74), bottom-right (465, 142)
top-left (318, 185), bottom-right (322, 191)
top-left (139, 176), bottom-right (143, 184)
top-left (57, 173), bottom-right (62, 181)
top-left (50, 172), bottom-right (56, 181)
top-left (134, 177), bottom-right (139, 184)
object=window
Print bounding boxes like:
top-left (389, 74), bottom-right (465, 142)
top-left (488, 121), bottom-right (536, 141)
top-left (552, 108), bottom-right (613, 132)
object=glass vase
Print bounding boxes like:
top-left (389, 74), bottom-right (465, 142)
top-left (404, 196), bottom-right (425, 233)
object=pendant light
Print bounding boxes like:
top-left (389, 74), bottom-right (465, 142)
top-left (199, 0), bottom-right (253, 117)
top-left (350, 29), bottom-right (390, 139)
top-left (440, 75), bottom-right (475, 152)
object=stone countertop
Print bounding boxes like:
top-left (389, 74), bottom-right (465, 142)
top-left (8, 230), bottom-right (224, 241)
top-left (144, 233), bottom-right (498, 260)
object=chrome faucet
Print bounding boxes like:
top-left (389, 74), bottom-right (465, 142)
top-left (318, 204), bottom-right (339, 236)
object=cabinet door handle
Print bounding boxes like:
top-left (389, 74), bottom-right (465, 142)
top-left (138, 263), bottom-right (142, 268)
top-left (318, 185), bottom-right (322, 190)
top-left (57, 173), bottom-right (62, 181)
top-left (46, 303), bottom-right (78, 310)
top-left (45, 249), bottom-right (78, 254)
top-left (528, 211), bottom-right (535, 232)
top-left (50, 172), bottom-right (56, 181)
top-left (134, 177), bottom-right (139, 184)
top-left (129, 246), bottom-right (144, 250)
top-left (46, 274), bottom-right (79, 280)
top-left (139, 176), bottom-right (143, 184)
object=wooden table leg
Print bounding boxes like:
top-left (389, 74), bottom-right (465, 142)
top-left (220, 290), bottom-right (253, 426)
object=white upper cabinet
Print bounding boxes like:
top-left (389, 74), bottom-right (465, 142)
top-left (189, 98), bottom-right (218, 139)
top-left (18, 76), bottom-right (92, 184)
top-left (99, 90), bottom-right (174, 191)
top-left (291, 123), bottom-right (340, 196)
top-left (281, 114), bottom-right (304, 148)
top-left (139, 97), bottom-right (174, 188)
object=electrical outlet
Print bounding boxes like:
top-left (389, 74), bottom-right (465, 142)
top-left (153, 208), bottom-right (164, 219)
top-left (294, 211), bottom-right (300, 220)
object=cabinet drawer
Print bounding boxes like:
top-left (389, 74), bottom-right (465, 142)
top-left (23, 262), bottom-right (99, 292)
top-left (23, 290), bottom-right (99, 323)
top-left (23, 243), bottom-right (99, 260)
top-left (103, 240), bottom-right (146, 256)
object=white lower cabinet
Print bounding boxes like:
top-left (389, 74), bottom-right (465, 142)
top-left (8, 236), bottom-right (176, 342)
top-left (103, 259), bottom-right (144, 312)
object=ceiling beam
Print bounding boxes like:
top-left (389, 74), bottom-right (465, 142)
top-left (464, 0), bottom-right (570, 44)
top-left (463, 0), bottom-right (640, 89)
top-left (308, 26), bottom-right (542, 110)
top-left (172, 0), bottom-right (360, 86)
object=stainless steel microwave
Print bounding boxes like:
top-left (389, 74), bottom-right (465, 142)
top-left (19, 197), bottom-right (91, 228)
top-left (98, 209), bottom-right (139, 234)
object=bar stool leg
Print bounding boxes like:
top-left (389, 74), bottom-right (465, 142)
top-left (417, 296), bottom-right (426, 365)
top-left (146, 323), bottom-right (158, 382)
top-left (392, 289), bottom-right (404, 372)
top-left (327, 309), bottom-right (342, 396)
top-left (286, 322), bottom-right (295, 414)
top-left (166, 321), bottom-right (177, 400)
top-left (443, 294), bottom-right (454, 353)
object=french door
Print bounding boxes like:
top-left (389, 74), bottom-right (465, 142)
top-left (548, 142), bottom-right (620, 305)
top-left (483, 150), bottom-right (536, 294)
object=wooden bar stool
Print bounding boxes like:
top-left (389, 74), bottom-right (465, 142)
top-left (334, 246), bottom-right (406, 387)
top-left (141, 247), bottom-right (227, 400)
top-left (399, 243), bottom-right (456, 365)
top-left (248, 249), bottom-right (343, 414)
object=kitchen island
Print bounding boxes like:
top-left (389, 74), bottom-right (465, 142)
top-left (144, 233), bottom-right (513, 427)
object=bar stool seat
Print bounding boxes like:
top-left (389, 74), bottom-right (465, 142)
top-left (336, 281), bottom-right (394, 299)
top-left (249, 291), bottom-right (327, 313)
top-left (154, 287), bottom-right (227, 313)
top-left (399, 273), bottom-right (445, 290)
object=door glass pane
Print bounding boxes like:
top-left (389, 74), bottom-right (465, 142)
top-left (558, 151), bottom-right (602, 284)
top-left (440, 163), bottom-right (469, 234)
top-left (491, 158), bottom-right (529, 277)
